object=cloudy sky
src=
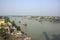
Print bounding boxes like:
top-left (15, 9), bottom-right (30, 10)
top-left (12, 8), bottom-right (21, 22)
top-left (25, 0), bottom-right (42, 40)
top-left (0, 0), bottom-right (60, 16)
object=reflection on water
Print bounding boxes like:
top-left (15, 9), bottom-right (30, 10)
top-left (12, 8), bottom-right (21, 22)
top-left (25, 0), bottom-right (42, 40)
top-left (9, 16), bottom-right (60, 40)
top-left (52, 34), bottom-right (60, 40)
top-left (43, 32), bottom-right (50, 40)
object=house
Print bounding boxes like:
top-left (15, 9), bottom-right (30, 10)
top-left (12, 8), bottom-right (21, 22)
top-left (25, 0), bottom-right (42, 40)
top-left (0, 19), bottom-right (5, 25)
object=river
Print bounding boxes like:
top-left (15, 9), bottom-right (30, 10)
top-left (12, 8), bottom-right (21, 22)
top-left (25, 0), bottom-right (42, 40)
top-left (9, 16), bottom-right (60, 40)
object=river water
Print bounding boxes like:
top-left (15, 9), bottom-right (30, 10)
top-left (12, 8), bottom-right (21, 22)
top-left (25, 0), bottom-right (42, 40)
top-left (9, 16), bottom-right (60, 40)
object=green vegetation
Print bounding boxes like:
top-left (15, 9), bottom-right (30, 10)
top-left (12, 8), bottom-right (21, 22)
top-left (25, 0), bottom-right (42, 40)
top-left (0, 23), bottom-right (7, 27)
top-left (0, 16), bottom-right (3, 19)
top-left (0, 16), bottom-right (10, 23)
top-left (3, 16), bottom-right (10, 23)
top-left (11, 21), bottom-right (21, 30)
top-left (0, 16), bottom-right (23, 40)
top-left (49, 17), bottom-right (60, 23)
top-left (0, 28), bottom-right (8, 40)
top-left (11, 21), bottom-right (17, 27)
top-left (40, 16), bottom-right (44, 19)
top-left (16, 26), bottom-right (21, 31)
top-left (56, 17), bottom-right (60, 21)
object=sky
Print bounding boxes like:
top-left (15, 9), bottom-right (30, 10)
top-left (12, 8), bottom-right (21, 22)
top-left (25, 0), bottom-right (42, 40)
top-left (0, 0), bottom-right (60, 16)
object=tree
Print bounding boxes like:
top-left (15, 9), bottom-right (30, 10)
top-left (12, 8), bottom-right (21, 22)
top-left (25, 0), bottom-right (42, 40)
top-left (40, 16), bottom-right (44, 19)
top-left (11, 21), bottom-right (17, 27)
top-left (16, 26), bottom-right (21, 31)
top-left (3, 16), bottom-right (10, 23)
top-left (1, 23), bottom-right (7, 27)
top-left (56, 17), bottom-right (60, 21)
top-left (0, 16), bottom-right (3, 19)
top-left (0, 28), bottom-right (8, 40)
top-left (11, 21), bottom-right (21, 30)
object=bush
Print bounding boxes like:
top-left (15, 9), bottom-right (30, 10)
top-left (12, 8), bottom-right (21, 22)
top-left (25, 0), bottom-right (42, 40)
top-left (11, 21), bottom-right (17, 27)
top-left (3, 16), bottom-right (10, 23)
top-left (1, 23), bottom-right (7, 27)
top-left (0, 28), bottom-right (8, 39)
top-left (16, 26), bottom-right (21, 31)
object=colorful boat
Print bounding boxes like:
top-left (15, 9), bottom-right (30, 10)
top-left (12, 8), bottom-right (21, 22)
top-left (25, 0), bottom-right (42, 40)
top-left (23, 22), bottom-right (27, 27)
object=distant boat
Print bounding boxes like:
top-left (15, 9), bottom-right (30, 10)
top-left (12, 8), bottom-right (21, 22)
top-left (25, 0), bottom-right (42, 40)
top-left (23, 22), bottom-right (27, 27)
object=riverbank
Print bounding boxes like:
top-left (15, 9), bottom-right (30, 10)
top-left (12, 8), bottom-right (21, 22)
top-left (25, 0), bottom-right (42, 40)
top-left (0, 16), bottom-right (31, 40)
